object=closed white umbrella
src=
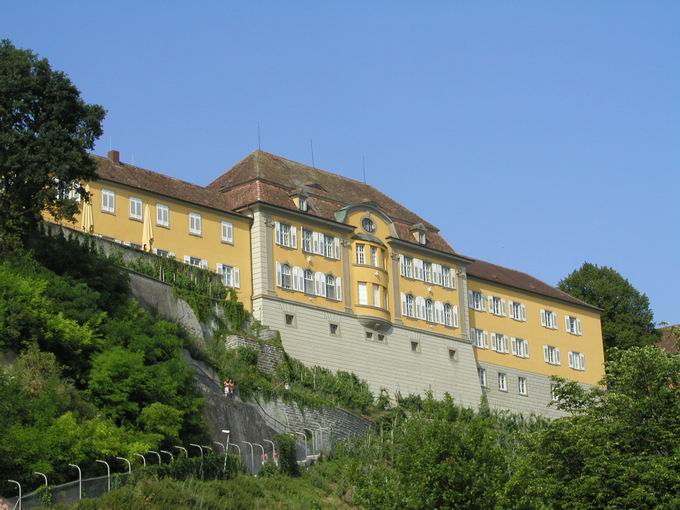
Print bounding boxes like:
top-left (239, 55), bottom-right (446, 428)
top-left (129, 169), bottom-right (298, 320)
top-left (142, 203), bottom-right (154, 252)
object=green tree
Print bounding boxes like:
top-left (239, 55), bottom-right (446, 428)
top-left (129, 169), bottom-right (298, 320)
top-left (559, 262), bottom-right (659, 352)
top-left (0, 39), bottom-right (105, 251)
top-left (503, 346), bottom-right (680, 509)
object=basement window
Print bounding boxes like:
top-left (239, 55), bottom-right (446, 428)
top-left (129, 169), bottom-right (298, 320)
top-left (448, 349), bottom-right (457, 361)
top-left (329, 323), bottom-right (339, 336)
top-left (411, 341), bottom-right (421, 353)
top-left (285, 314), bottom-right (296, 327)
top-left (365, 331), bottom-right (373, 340)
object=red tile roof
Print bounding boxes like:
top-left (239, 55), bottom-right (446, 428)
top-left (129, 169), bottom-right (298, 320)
top-left (467, 259), bottom-right (600, 310)
top-left (93, 150), bottom-right (594, 310)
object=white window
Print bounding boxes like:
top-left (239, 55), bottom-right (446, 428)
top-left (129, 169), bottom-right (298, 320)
top-left (478, 367), bottom-right (487, 387)
top-left (442, 267), bottom-right (456, 289)
top-left (156, 204), bottom-right (169, 227)
top-left (518, 377), bottom-right (528, 396)
top-left (324, 235), bottom-right (339, 259)
top-left (471, 328), bottom-right (489, 349)
top-left (302, 229), bottom-right (313, 252)
top-left (326, 274), bottom-right (336, 300)
top-left (550, 384), bottom-right (559, 402)
top-left (498, 373), bottom-right (508, 392)
top-left (358, 282), bottom-right (368, 305)
top-left (401, 293), bottom-right (415, 318)
top-left (511, 337), bottom-right (529, 358)
top-left (509, 301), bottom-right (526, 321)
top-left (399, 255), bottom-right (414, 279)
top-left (565, 315), bottom-right (583, 335)
top-left (468, 290), bottom-right (486, 311)
top-left (373, 284), bottom-right (380, 308)
top-left (274, 221), bottom-right (297, 248)
top-left (543, 345), bottom-right (561, 365)
top-left (540, 309), bottom-right (558, 329)
top-left (568, 351), bottom-right (586, 371)
top-left (491, 333), bottom-right (510, 354)
top-left (298, 196), bottom-right (308, 211)
top-left (101, 189), bottom-right (115, 213)
top-left (413, 258), bottom-right (424, 280)
top-left (418, 230), bottom-right (426, 244)
top-left (424, 262), bottom-right (433, 283)
top-left (443, 303), bottom-right (453, 327)
top-left (221, 221), bottom-right (234, 243)
top-left (356, 244), bottom-right (365, 264)
top-left (425, 299), bottom-right (434, 322)
top-left (129, 197), bottom-right (143, 220)
top-left (281, 264), bottom-right (292, 289)
top-left (189, 212), bottom-right (202, 235)
top-left (489, 296), bottom-right (506, 316)
top-left (216, 263), bottom-right (240, 289)
top-left (371, 246), bottom-right (378, 267)
top-left (184, 256), bottom-right (208, 269)
top-left (431, 264), bottom-right (443, 286)
top-left (304, 269), bottom-right (314, 294)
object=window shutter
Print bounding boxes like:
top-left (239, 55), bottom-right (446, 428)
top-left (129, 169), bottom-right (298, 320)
top-left (481, 295), bottom-right (487, 311)
top-left (580, 353), bottom-right (585, 369)
top-left (520, 304), bottom-right (527, 321)
top-left (333, 237), bottom-right (340, 259)
top-left (233, 268), bottom-right (240, 288)
top-left (274, 222), bottom-right (281, 245)
top-left (488, 296), bottom-right (494, 313)
top-left (511, 337), bottom-right (517, 355)
top-left (503, 335), bottom-right (509, 353)
top-left (335, 276), bottom-right (342, 301)
top-left (492, 334), bottom-right (498, 352)
top-left (483, 331), bottom-right (488, 348)
top-left (568, 352), bottom-right (574, 368)
top-left (508, 301), bottom-right (515, 319)
top-left (276, 262), bottom-right (282, 287)
top-left (183, 255), bottom-right (190, 264)
top-left (290, 267), bottom-right (298, 291)
top-left (398, 255), bottom-right (405, 276)
top-left (576, 319), bottom-right (583, 335)
top-left (500, 299), bottom-right (506, 316)
top-left (216, 263), bottom-right (224, 275)
top-left (291, 226), bottom-right (297, 249)
top-left (543, 345), bottom-right (549, 362)
top-left (556, 348), bottom-right (561, 365)
top-left (299, 268), bottom-right (305, 291)
top-left (400, 292), bottom-right (407, 316)
top-left (540, 309), bottom-right (547, 327)
top-left (453, 305), bottom-right (459, 327)
top-left (467, 290), bottom-right (473, 308)
top-left (565, 316), bottom-right (570, 331)
top-left (315, 272), bottom-right (326, 296)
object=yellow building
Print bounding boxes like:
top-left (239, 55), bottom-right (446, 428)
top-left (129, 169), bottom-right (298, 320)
top-left (58, 149), bottom-right (605, 416)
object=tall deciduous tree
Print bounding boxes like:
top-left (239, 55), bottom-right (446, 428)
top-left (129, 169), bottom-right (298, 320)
top-left (0, 39), bottom-right (105, 251)
top-left (559, 262), bottom-right (659, 352)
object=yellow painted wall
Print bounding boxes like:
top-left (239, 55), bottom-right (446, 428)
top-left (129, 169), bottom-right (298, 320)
top-left (270, 213), bottom-right (345, 311)
top-left (54, 179), bottom-right (253, 308)
top-left (468, 278), bottom-right (605, 385)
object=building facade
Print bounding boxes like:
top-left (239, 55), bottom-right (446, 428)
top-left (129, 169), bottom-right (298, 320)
top-left (55, 149), bottom-right (605, 417)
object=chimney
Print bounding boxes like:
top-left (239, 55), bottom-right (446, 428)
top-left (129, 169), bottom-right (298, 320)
top-left (107, 150), bottom-right (120, 164)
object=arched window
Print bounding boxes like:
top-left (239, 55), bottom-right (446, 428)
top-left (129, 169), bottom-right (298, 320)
top-left (405, 294), bottom-right (415, 318)
top-left (304, 269), bottom-right (314, 294)
top-left (425, 299), bottom-right (434, 322)
top-left (326, 274), bottom-right (336, 300)
top-left (281, 264), bottom-right (291, 289)
top-left (444, 303), bottom-right (452, 326)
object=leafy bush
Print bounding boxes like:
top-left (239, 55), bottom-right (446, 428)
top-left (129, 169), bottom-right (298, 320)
top-left (274, 433), bottom-right (300, 477)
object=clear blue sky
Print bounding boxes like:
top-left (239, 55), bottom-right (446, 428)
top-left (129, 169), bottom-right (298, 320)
top-left (3, 2), bottom-right (678, 324)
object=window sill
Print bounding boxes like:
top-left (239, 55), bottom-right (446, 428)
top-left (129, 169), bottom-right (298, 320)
top-left (221, 240), bottom-right (235, 246)
top-left (156, 223), bottom-right (171, 229)
top-left (353, 263), bottom-right (387, 273)
top-left (129, 217), bottom-right (142, 222)
top-left (189, 232), bottom-right (203, 238)
top-left (101, 209), bottom-right (116, 216)
top-left (355, 304), bottom-right (389, 313)
top-left (275, 243), bottom-right (297, 251)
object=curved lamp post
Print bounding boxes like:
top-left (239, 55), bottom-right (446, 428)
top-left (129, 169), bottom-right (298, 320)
top-left (149, 451), bottom-right (162, 465)
top-left (241, 441), bottom-right (255, 473)
top-left (96, 460), bottom-right (111, 492)
top-left (68, 464), bottom-right (82, 500)
top-left (295, 431), bottom-right (308, 458)
top-left (160, 450), bottom-right (174, 463)
top-left (263, 439), bottom-right (277, 465)
top-left (7, 479), bottom-right (21, 510)
top-left (134, 453), bottom-right (146, 467)
top-left (173, 446), bottom-right (188, 458)
top-left (115, 457), bottom-right (132, 475)
top-left (302, 428), bottom-right (316, 455)
top-left (34, 472), bottom-right (48, 491)
top-left (253, 443), bottom-right (265, 466)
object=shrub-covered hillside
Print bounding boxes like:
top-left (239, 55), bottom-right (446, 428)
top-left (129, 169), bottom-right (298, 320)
top-left (0, 233), bottom-right (208, 490)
